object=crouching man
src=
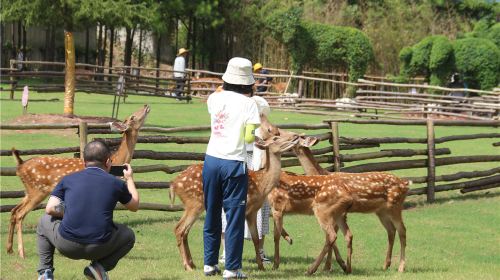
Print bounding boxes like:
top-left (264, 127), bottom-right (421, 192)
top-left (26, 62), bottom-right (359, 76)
top-left (36, 141), bottom-right (139, 280)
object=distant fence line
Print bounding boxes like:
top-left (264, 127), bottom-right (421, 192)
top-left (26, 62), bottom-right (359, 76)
top-left (1, 119), bottom-right (499, 212)
top-left (2, 61), bottom-right (498, 121)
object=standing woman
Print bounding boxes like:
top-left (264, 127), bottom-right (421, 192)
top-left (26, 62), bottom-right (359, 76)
top-left (202, 57), bottom-right (260, 279)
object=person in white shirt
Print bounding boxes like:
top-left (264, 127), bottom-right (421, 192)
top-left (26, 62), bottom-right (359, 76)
top-left (219, 96), bottom-right (272, 266)
top-left (202, 57), bottom-right (260, 279)
top-left (173, 48), bottom-right (188, 97)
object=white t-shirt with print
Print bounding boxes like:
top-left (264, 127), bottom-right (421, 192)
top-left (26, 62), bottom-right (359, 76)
top-left (206, 90), bottom-right (260, 161)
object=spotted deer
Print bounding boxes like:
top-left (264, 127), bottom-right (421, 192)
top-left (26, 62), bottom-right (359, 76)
top-left (170, 132), bottom-right (309, 271)
top-left (6, 105), bottom-right (150, 258)
top-left (269, 145), bottom-right (411, 273)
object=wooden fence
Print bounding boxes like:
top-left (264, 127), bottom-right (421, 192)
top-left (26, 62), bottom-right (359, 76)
top-left (1, 119), bottom-right (499, 212)
top-left (1, 60), bottom-right (192, 101)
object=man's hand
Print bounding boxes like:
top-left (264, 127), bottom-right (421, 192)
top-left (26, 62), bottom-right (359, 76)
top-left (46, 196), bottom-right (64, 218)
top-left (123, 163), bottom-right (133, 180)
top-left (123, 163), bottom-right (139, 212)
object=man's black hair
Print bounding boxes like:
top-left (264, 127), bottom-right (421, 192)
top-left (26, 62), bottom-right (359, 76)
top-left (83, 140), bottom-right (111, 164)
top-left (223, 82), bottom-right (254, 96)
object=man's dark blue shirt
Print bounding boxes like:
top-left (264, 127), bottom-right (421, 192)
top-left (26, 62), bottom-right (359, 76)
top-left (51, 167), bottom-right (132, 244)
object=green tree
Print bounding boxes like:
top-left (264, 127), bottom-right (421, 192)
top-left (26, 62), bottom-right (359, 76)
top-left (2, 0), bottom-right (153, 116)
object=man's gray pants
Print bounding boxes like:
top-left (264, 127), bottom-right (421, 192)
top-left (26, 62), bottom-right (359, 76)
top-left (37, 214), bottom-right (135, 273)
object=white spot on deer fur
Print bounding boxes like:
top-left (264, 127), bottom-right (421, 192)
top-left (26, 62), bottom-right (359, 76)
top-left (31, 168), bottom-right (36, 173)
top-left (196, 173), bottom-right (201, 177)
top-left (178, 183), bottom-right (183, 187)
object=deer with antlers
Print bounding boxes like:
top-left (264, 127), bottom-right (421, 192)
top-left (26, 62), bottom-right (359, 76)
top-left (269, 145), bottom-right (411, 273)
top-left (6, 105), bottom-right (150, 258)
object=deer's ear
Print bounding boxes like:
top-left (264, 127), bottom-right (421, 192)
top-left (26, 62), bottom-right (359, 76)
top-left (300, 136), bottom-right (319, 147)
top-left (254, 136), bottom-right (269, 150)
top-left (110, 122), bottom-right (129, 132)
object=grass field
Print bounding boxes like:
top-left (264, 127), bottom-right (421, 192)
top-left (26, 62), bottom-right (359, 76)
top-left (1, 92), bottom-right (499, 279)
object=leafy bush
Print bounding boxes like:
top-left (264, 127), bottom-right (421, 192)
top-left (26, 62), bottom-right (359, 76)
top-left (399, 33), bottom-right (499, 90)
top-left (453, 38), bottom-right (500, 90)
top-left (487, 23), bottom-right (500, 48)
top-left (429, 36), bottom-right (454, 85)
top-left (267, 8), bottom-right (374, 90)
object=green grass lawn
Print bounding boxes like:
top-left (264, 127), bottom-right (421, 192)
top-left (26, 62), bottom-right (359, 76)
top-left (1, 91), bottom-right (499, 279)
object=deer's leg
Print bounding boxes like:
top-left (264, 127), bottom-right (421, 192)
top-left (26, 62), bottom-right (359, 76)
top-left (272, 210), bottom-right (284, 270)
top-left (323, 223), bottom-right (347, 273)
top-left (390, 209), bottom-right (406, 272)
top-left (182, 208), bottom-right (202, 270)
top-left (335, 214), bottom-right (353, 274)
top-left (280, 226), bottom-right (293, 245)
top-left (246, 211), bottom-right (264, 270)
top-left (14, 193), bottom-right (47, 259)
top-left (174, 209), bottom-right (199, 271)
top-left (307, 224), bottom-right (337, 275)
top-left (377, 211), bottom-right (396, 270)
top-left (7, 197), bottom-right (28, 255)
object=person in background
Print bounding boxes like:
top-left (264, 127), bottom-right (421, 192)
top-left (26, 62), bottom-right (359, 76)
top-left (202, 57), bottom-right (260, 279)
top-left (219, 96), bottom-right (272, 266)
top-left (173, 48), bottom-right (189, 98)
top-left (16, 48), bottom-right (24, 71)
top-left (253, 63), bottom-right (272, 93)
top-left (36, 141), bottom-right (139, 280)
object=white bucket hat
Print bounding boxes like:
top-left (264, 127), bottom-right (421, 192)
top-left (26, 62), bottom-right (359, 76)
top-left (251, 96), bottom-right (271, 116)
top-left (222, 57), bottom-right (255, 85)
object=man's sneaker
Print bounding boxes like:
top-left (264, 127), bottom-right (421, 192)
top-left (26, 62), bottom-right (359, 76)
top-left (203, 265), bottom-right (221, 276)
top-left (222, 269), bottom-right (247, 279)
top-left (259, 250), bottom-right (272, 265)
top-left (37, 269), bottom-right (54, 280)
top-left (83, 262), bottom-right (109, 280)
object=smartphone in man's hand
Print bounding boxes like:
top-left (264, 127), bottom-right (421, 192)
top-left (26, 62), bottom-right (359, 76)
top-left (109, 165), bottom-right (128, 176)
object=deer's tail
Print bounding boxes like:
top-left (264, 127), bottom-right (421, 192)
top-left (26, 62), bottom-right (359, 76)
top-left (169, 183), bottom-right (176, 207)
top-left (11, 148), bottom-right (23, 166)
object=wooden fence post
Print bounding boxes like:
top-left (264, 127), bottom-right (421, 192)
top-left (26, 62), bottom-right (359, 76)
top-left (329, 121), bottom-right (341, 172)
top-left (79, 122), bottom-right (88, 159)
top-left (426, 119), bottom-right (436, 203)
top-left (9, 59), bottom-right (16, 100)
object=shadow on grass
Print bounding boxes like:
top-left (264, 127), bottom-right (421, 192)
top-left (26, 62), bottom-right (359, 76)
top-left (251, 256), bottom-right (448, 278)
top-left (0, 98), bottom-right (60, 102)
top-left (140, 277), bottom-right (182, 280)
top-left (405, 190), bottom-right (500, 210)
top-left (124, 216), bottom-right (181, 227)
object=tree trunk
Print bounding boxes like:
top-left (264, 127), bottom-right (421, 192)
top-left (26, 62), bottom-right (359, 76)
top-left (97, 23), bottom-right (103, 66)
top-left (22, 25), bottom-right (26, 61)
top-left (17, 21), bottom-right (21, 50)
top-left (102, 26), bottom-right (107, 67)
top-left (175, 18), bottom-right (179, 51)
top-left (192, 17), bottom-right (197, 69)
top-left (85, 27), bottom-right (89, 64)
top-left (138, 28), bottom-right (143, 67)
top-left (63, 30), bottom-right (76, 117)
top-left (11, 23), bottom-right (15, 58)
top-left (108, 26), bottom-right (114, 78)
top-left (124, 27), bottom-right (135, 69)
top-left (155, 33), bottom-right (161, 93)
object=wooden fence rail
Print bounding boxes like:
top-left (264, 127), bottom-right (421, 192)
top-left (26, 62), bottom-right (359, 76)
top-left (1, 119), bottom-right (499, 209)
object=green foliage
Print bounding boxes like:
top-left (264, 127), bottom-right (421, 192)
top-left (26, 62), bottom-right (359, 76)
top-left (399, 33), bottom-right (499, 90)
top-left (487, 23), bottom-right (500, 48)
top-left (267, 8), bottom-right (374, 89)
top-left (429, 36), bottom-right (454, 86)
top-left (398, 46), bottom-right (413, 81)
top-left (453, 38), bottom-right (500, 90)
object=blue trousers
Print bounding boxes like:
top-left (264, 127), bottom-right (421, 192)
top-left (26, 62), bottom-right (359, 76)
top-left (202, 155), bottom-right (248, 271)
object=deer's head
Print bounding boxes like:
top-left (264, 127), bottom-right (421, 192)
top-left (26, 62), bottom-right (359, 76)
top-left (255, 135), bottom-right (299, 154)
top-left (110, 104), bottom-right (151, 133)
